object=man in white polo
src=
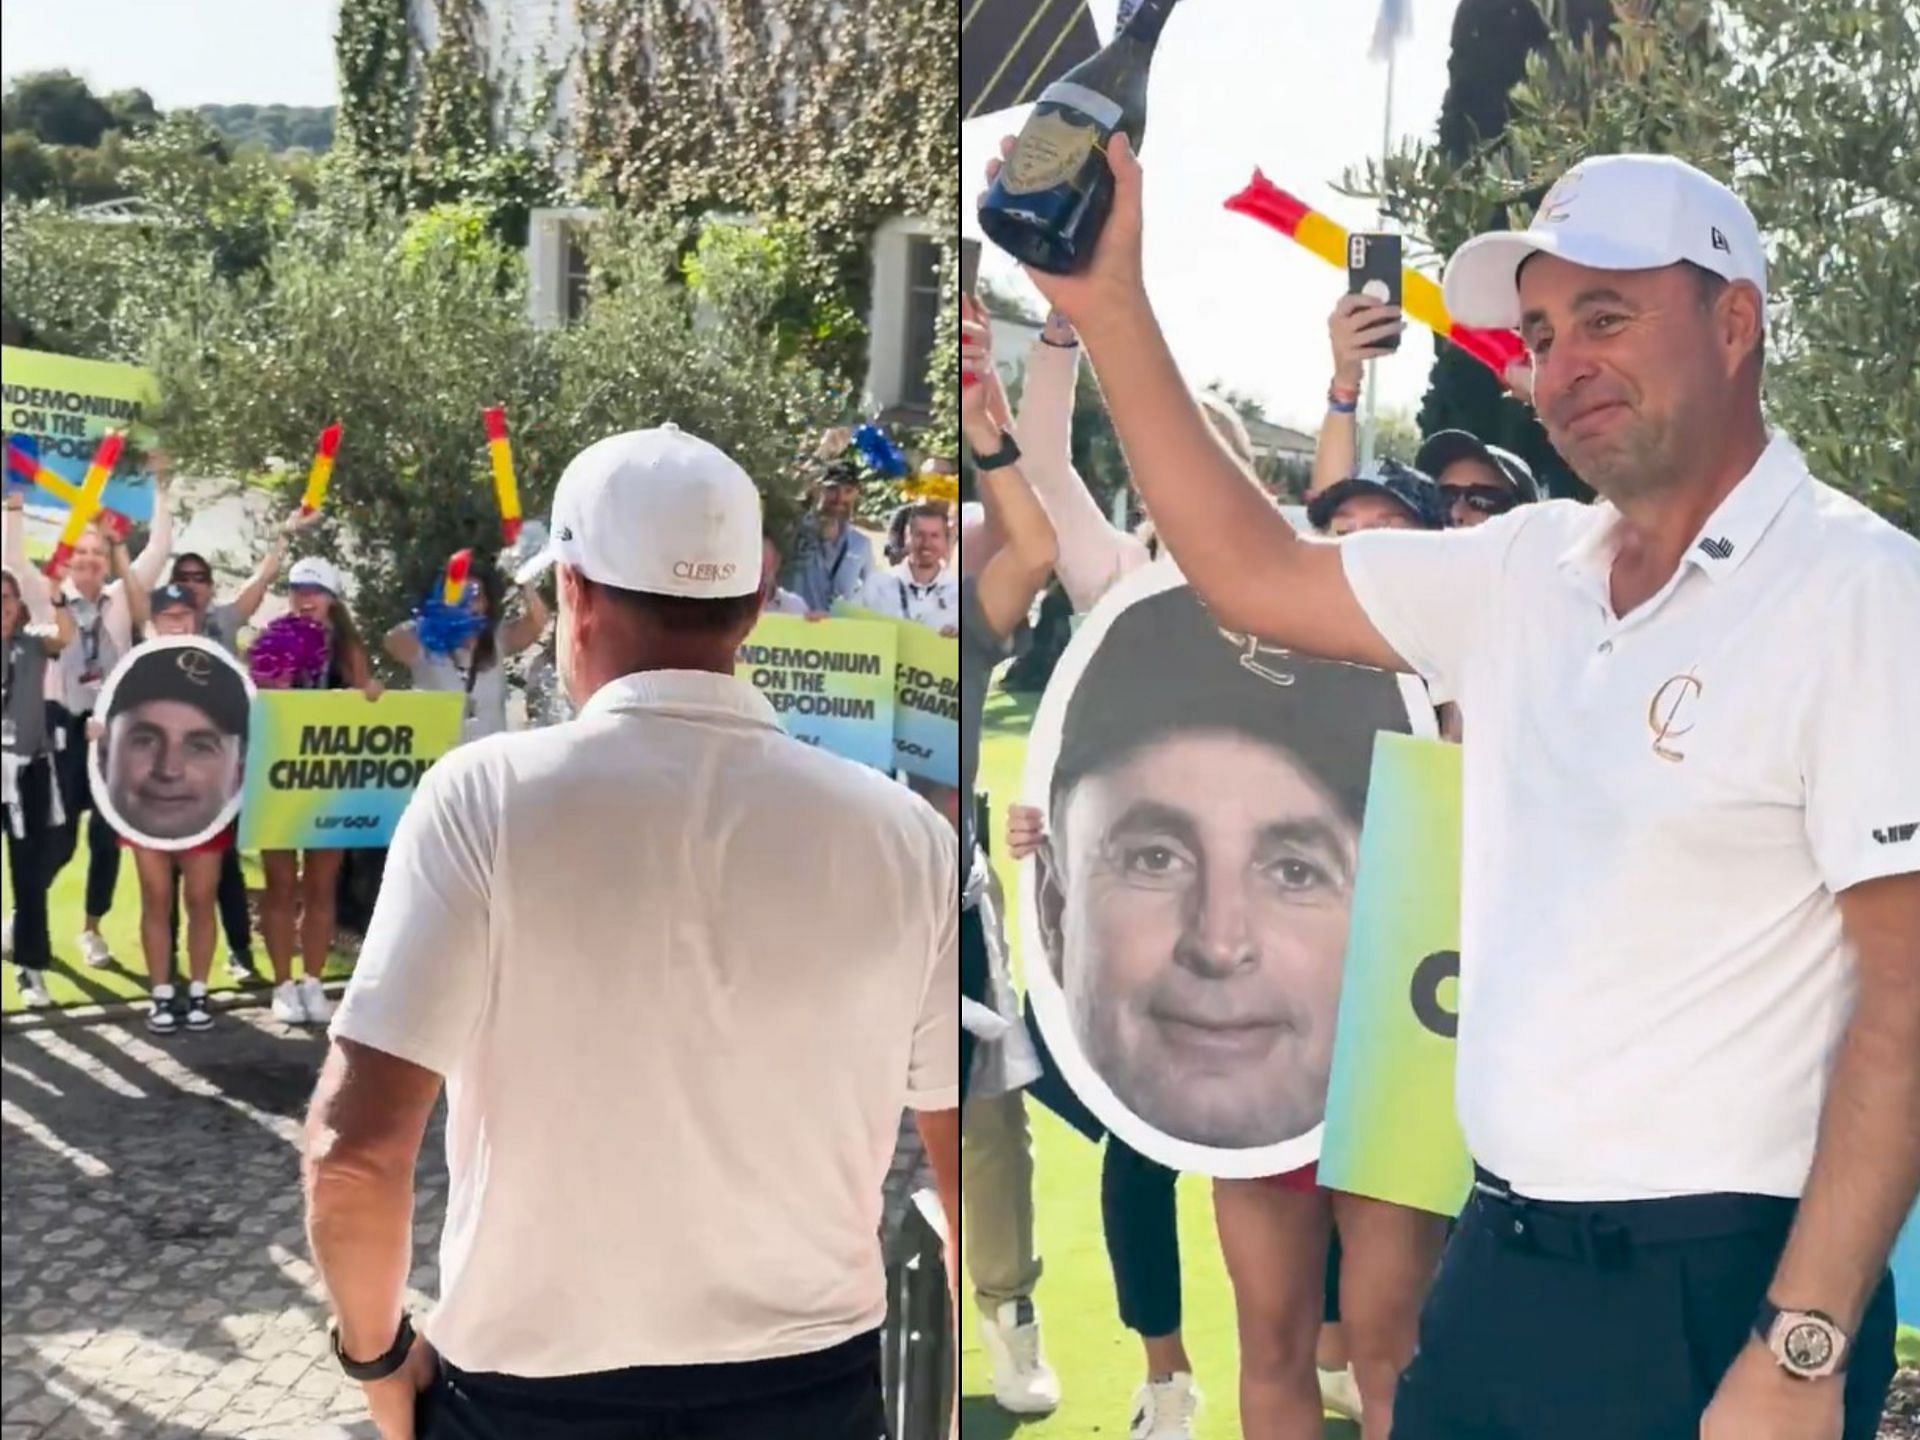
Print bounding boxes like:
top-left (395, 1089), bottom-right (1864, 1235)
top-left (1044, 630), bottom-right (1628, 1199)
top-left (302, 426), bottom-right (959, 1438)
top-left (859, 502), bottom-right (959, 634)
top-left (991, 131), bottom-right (1920, 1440)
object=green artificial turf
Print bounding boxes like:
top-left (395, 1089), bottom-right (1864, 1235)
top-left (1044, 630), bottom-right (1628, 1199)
top-left (1, 845), bottom-right (354, 1014)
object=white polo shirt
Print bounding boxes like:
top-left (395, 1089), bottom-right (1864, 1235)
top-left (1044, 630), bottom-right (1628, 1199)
top-left (331, 669), bottom-right (959, 1376)
top-left (1341, 435), bottom-right (1920, 1202)
top-left (859, 563), bottom-right (959, 629)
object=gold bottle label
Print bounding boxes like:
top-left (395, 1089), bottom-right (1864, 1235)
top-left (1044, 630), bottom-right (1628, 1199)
top-left (1001, 110), bottom-right (1099, 197)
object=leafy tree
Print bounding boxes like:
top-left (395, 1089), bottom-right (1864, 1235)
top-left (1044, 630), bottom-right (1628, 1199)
top-left (1351, 0), bottom-right (1919, 532)
top-left (1, 133), bottom-right (57, 202)
top-left (103, 88), bottom-right (161, 137)
top-left (144, 213), bottom-right (850, 649)
top-left (3, 69), bottom-right (115, 147)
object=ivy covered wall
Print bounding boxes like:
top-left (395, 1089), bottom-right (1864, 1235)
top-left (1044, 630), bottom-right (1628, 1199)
top-left (334, 0), bottom-right (959, 452)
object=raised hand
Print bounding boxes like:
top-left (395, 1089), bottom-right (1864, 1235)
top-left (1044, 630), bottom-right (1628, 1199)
top-left (1329, 293), bottom-right (1404, 390)
top-left (981, 132), bottom-right (1147, 331)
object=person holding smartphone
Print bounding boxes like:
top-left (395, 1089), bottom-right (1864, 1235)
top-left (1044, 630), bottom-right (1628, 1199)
top-left (1307, 293), bottom-right (1541, 530)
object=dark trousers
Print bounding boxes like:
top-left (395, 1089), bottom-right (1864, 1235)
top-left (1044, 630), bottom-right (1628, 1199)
top-left (48, 710), bottom-right (119, 919)
top-left (1394, 1172), bottom-right (1899, 1440)
top-left (959, 903), bottom-right (987, 1107)
top-left (170, 847), bottom-right (251, 962)
top-left (417, 1332), bottom-right (889, 1439)
top-left (4, 756), bottom-right (68, 971)
top-left (1022, 1000), bottom-right (1185, 1339)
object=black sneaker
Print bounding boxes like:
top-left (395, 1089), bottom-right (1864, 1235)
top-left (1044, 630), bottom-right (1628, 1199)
top-left (184, 986), bottom-right (214, 1032)
top-left (146, 988), bottom-right (180, 1035)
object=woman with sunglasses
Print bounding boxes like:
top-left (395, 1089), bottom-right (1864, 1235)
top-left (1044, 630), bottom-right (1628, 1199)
top-left (1310, 293), bottom-right (1540, 531)
top-left (2, 493), bottom-right (78, 1008)
top-left (166, 502), bottom-right (320, 983)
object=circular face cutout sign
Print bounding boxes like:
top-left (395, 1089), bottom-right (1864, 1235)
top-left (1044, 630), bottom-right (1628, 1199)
top-left (1020, 560), bottom-right (1435, 1178)
top-left (89, 636), bottom-right (255, 851)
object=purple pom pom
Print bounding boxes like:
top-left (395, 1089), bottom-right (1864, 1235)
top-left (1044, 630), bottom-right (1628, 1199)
top-left (249, 615), bottom-right (330, 689)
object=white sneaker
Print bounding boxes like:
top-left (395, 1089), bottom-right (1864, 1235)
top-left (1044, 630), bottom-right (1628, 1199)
top-left (2, 910), bottom-right (14, 958)
top-left (977, 1299), bottom-right (1061, 1416)
top-left (296, 977), bottom-right (334, 1025)
top-left (78, 930), bottom-right (113, 969)
top-left (271, 982), bottom-right (306, 1025)
top-left (16, 967), bottom-right (51, 1009)
top-left (1130, 1372), bottom-right (1199, 1440)
top-left (1319, 1364), bottom-right (1364, 1420)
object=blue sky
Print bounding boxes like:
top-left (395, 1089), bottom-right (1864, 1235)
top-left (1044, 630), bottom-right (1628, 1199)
top-left (2, 0), bottom-right (340, 109)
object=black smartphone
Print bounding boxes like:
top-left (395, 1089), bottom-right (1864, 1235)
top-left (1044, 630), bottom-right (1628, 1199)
top-left (961, 239), bottom-right (982, 299)
top-left (1347, 232), bottom-right (1403, 354)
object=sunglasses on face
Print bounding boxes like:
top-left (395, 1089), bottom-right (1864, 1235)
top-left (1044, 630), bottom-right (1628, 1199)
top-left (1444, 485), bottom-right (1518, 521)
top-left (175, 571), bottom-right (213, 585)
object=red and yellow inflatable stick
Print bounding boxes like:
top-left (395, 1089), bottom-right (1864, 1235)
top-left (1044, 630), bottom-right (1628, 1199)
top-left (442, 548), bottom-right (474, 606)
top-left (481, 407), bottom-right (522, 546)
top-left (1224, 172), bottom-right (1528, 384)
top-left (301, 424), bottom-right (343, 513)
top-left (43, 431), bottom-right (123, 582)
top-left (5, 438), bottom-right (133, 539)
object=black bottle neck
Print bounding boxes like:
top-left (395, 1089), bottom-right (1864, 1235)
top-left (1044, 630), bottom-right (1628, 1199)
top-left (1119, 0), bottom-right (1178, 45)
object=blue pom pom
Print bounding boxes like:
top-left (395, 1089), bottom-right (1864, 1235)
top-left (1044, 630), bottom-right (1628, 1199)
top-left (413, 598), bottom-right (488, 658)
top-left (851, 423), bottom-right (908, 479)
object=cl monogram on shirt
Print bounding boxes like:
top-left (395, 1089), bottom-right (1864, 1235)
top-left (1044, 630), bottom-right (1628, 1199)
top-left (1648, 670), bottom-right (1703, 763)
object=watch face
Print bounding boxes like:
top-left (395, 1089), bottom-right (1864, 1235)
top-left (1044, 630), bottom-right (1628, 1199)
top-left (1783, 1320), bottom-right (1835, 1372)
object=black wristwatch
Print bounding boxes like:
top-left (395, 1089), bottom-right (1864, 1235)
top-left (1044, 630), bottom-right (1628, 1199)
top-left (972, 431), bottom-right (1022, 472)
top-left (50, 594), bottom-right (68, 609)
top-left (330, 1312), bottom-right (416, 1381)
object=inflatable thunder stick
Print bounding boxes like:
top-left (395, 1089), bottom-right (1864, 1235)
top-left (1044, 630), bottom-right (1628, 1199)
top-left (43, 431), bottom-right (123, 582)
top-left (482, 407), bottom-right (522, 546)
top-left (5, 437), bottom-right (134, 539)
top-left (1225, 172), bottom-right (1528, 384)
top-left (301, 424), bottom-right (343, 513)
top-left (442, 548), bottom-right (473, 606)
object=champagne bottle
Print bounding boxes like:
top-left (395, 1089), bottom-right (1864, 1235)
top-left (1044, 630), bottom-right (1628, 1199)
top-left (977, 0), bottom-right (1179, 275)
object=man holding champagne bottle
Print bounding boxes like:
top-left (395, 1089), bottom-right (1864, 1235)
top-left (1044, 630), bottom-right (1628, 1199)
top-left (979, 125), bottom-right (1920, 1440)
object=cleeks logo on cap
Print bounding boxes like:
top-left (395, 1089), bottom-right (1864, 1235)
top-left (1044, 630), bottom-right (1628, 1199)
top-left (673, 562), bottom-right (737, 583)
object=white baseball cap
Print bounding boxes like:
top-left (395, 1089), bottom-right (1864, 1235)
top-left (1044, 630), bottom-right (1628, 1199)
top-left (519, 426), bottom-right (763, 599)
top-left (288, 556), bottom-right (343, 595)
top-left (1443, 154), bottom-right (1767, 331)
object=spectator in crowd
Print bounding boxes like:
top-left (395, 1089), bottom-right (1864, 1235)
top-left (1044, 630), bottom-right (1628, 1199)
top-left (46, 463), bottom-right (171, 971)
top-left (164, 506), bottom-right (317, 984)
top-left (169, 499), bottom-right (319, 655)
top-left (1014, 309), bottom-right (1265, 613)
top-left (999, 132), bottom-right (1918, 1440)
top-left (1306, 460), bottom-right (1447, 537)
top-left (305, 425), bottom-right (959, 1439)
top-left (759, 535), bottom-right (811, 617)
top-left (2, 493), bottom-right (77, 1008)
top-left (860, 501), bottom-right (958, 633)
top-left (96, 604), bottom-right (251, 1036)
top-left (883, 502), bottom-right (914, 567)
top-left (1413, 430), bottom-right (1539, 529)
top-left (785, 454), bottom-right (874, 611)
top-left (1308, 294), bottom-right (1540, 529)
top-left (959, 299), bottom-right (1064, 1421)
top-left (384, 556), bottom-right (549, 745)
top-left (260, 556), bottom-right (382, 1028)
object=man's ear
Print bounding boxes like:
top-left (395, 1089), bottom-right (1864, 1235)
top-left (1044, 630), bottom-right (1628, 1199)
top-left (1035, 828), bottom-right (1068, 989)
top-left (1720, 280), bottom-right (1765, 375)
